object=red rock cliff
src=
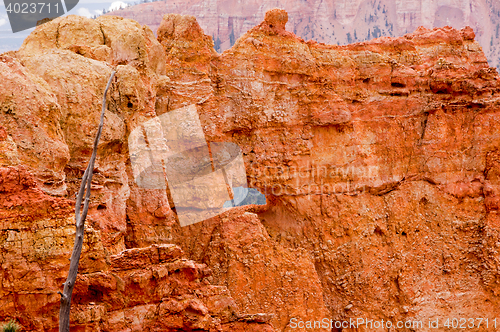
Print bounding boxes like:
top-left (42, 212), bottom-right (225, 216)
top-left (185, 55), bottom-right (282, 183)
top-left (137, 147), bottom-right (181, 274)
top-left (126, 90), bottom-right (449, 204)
top-left (108, 0), bottom-right (500, 71)
top-left (1, 8), bottom-right (500, 332)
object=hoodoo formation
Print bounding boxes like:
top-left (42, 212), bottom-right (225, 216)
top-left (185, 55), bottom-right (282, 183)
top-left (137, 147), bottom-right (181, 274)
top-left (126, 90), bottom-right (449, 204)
top-left (1, 8), bottom-right (500, 331)
top-left (108, 0), bottom-right (500, 71)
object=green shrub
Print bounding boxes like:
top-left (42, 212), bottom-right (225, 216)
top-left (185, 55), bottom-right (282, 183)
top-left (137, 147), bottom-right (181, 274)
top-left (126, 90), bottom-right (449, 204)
top-left (2, 320), bottom-right (20, 332)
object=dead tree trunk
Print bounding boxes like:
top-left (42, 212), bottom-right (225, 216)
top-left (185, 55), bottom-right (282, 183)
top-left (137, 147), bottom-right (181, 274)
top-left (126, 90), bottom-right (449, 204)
top-left (59, 71), bottom-right (116, 332)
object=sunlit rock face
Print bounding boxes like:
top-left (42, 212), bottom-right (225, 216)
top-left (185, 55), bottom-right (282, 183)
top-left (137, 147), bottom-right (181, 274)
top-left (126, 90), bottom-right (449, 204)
top-left (1, 8), bottom-right (500, 331)
top-left (109, 0), bottom-right (500, 71)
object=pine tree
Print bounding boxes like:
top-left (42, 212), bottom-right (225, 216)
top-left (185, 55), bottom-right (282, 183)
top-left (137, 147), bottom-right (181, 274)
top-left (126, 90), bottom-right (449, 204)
top-left (214, 35), bottom-right (221, 52)
top-left (229, 28), bottom-right (235, 46)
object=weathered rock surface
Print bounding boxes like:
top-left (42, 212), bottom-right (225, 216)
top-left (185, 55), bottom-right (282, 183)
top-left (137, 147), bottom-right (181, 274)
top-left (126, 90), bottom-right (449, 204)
top-left (1, 8), bottom-right (500, 332)
top-left (0, 165), bottom-right (274, 331)
top-left (108, 0), bottom-right (500, 71)
top-left (0, 55), bottom-right (69, 196)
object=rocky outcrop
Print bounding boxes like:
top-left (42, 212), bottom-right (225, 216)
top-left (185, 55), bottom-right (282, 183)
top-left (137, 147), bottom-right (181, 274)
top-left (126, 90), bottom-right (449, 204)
top-left (0, 55), bottom-right (69, 196)
top-left (0, 165), bottom-right (274, 331)
top-left (1, 8), bottom-right (500, 332)
top-left (160, 11), bottom-right (500, 331)
top-left (108, 0), bottom-right (500, 71)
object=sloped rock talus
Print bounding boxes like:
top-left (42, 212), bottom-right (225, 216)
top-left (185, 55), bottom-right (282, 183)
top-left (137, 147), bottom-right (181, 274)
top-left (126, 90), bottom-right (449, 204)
top-left (1, 9), bottom-right (500, 332)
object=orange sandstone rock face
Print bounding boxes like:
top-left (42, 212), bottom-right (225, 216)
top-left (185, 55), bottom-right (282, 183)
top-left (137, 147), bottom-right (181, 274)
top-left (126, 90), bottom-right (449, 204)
top-left (0, 167), bottom-right (274, 331)
top-left (0, 55), bottom-right (69, 196)
top-left (108, 0), bottom-right (500, 71)
top-left (1, 8), bottom-right (500, 332)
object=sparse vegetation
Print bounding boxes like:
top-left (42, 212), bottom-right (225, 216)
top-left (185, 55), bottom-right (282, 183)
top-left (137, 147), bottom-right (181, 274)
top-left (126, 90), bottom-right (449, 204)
top-left (229, 28), bottom-right (235, 46)
top-left (347, 32), bottom-right (352, 43)
top-left (2, 320), bottom-right (20, 332)
top-left (372, 25), bottom-right (381, 39)
top-left (214, 35), bottom-right (221, 52)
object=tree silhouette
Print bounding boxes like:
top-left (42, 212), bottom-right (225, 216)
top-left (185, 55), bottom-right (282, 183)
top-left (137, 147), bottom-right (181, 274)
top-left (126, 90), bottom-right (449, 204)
top-left (229, 28), bottom-right (235, 46)
top-left (58, 71), bottom-right (116, 332)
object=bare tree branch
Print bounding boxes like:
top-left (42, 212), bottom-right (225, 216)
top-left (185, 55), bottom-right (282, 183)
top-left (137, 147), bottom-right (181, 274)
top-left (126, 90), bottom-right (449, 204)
top-left (59, 70), bottom-right (116, 332)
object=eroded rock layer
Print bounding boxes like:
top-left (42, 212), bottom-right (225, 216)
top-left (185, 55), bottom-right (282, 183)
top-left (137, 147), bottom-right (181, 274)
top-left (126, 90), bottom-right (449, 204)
top-left (1, 8), bottom-right (500, 332)
top-left (108, 0), bottom-right (500, 71)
